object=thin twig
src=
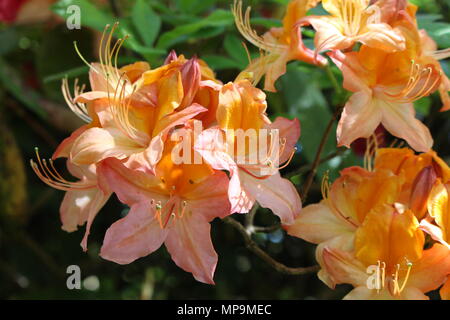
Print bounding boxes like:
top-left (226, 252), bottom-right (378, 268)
top-left (324, 64), bottom-right (342, 96)
top-left (253, 224), bottom-right (281, 233)
top-left (286, 147), bottom-right (346, 179)
top-left (223, 217), bottom-right (319, 275)
top-left (245, 203), bottom-right (259, 229)
top-left (301, 107), bottom-right (343, 202)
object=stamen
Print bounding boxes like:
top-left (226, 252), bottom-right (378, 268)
top-left (385, 61), bottom-right (441, 103)
top-left (30, 147), bottom-right (95, 191)
top-left (321, 171), bottom-right (330, 201)
top-left (61, 78), bottom-right (92, 123)
top-left (392, 261), bottom-right (413, 295)
top-left (277, 147), bottom-right (296, 170)
top-left (232, 0), bottom-right (286, 53)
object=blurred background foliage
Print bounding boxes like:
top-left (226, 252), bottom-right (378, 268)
top-left (0, 0), bottom-right (449, 299)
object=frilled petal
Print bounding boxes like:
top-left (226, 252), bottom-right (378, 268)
top-left (321, 245), bottom-right (368, 288)
top-left (379, 99), bottom-right (433, 152)
top-left (70, 127), bottom-right (144, 165)
top-left (165, 213), bottom-right (218, 284)
top-left (100, 201), bottom-right (168, 264)
top-left (337, 91), bottom-right (383, 148)
top-left (316, 233), bottom-right (355, 288)
top-left (357, 23), bottom-right (405, 52)
top-left (285, 201), bottom-right (355, 244)
top-left (240, 170), bottom-right (301, 225)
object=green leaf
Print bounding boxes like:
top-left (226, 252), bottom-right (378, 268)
top-left (174, 0), bottom-right (216, 15)
top-left (224, 34), bottom-right (248, 68)
top-left (52, 0), bottom-right (116, 31)
top-left (156, 9), bottom-right (234, 49)
top-left (250, 17), bottom-right (282, 28)
top-left (417, 14), bottom-right (450, 48)
top-left (279, 64), bottom-right (336, 178)
top-left (202, 55), bottom-right (241, 70)
top-left (131, 0), bottom-right (161, 47)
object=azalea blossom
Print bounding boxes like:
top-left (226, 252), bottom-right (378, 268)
top-left (321, 206), bottom-right (450, 300)
top-left (286, 147), bottom-right (450, 299)
top-left (233, 0), bottom-right (327, 92)
top-left (97, 132), bottom-right (230, 284)
top-left (300, 0), bottom-right (406, 54)
top-left (195, 80), bottom-right (301, 224)
top-left (328, 12), bottom-right (445, 152)
top-left (69, 33), bottom-right (212, 173)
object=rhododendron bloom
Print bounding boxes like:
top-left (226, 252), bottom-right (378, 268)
top-left (196, 80), bottom-right (301, 224)
top-left (329, 14), bottom-right (445, 152)
top-left (97, 135), bottom-right (230, 284)
top-left (233, 0), bottom-right (327, 92)
top-left (300, 0), bottom-right (405, 54)
top-left (286, 147), bottom-right (450, 298)
top-left (70, 52), bottom-right (209, 174)
top-left (321, 206), bottom-right (450, 300)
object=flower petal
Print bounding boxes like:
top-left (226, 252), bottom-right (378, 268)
top-left (240, 170), bottom-right (301, 225)
top-left (265, 117), bottom-right (300, 164)
top-left (183, 171), bottom-right (231, 221)
top-left (70, 127), bottom-right (144, 165)
top-left (337, 91), bottom-right (383, 148)
top-left (285, 201), bottom-right (355, 244)
top-left (379, 99), bottom-right (433, 152)
top-left (321, 245), bottom-right (368, 288)
top-left (52, 126), bottom-right (88, 160)
top-left (165, 214), bottom-right (218, 284)
top-left (100, 201), bottom-right (168, 264)
top-left (357, 23), bottom-right (405, 52)
top-left (97, 158), bottom-right (165, 205)
top-left (407, 244), bottom-right (450, 293)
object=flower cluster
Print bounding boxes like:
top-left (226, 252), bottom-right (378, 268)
top-left (286, 147), bottom-right (450, 299)
top-left (236, 0), bottom-right (449, 152)
top-left (31, 0), bottom-right (450, 297)
top-left (31, 24), bottom-right (301, 284)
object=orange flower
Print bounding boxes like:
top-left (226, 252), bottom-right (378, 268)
top-left (97, 128), bottom-right (231, 284)
top-left (196, 79), bottom-right (301, 224)
top-left (300, 0), bottom-right (406, 54)
top-left (233, 0), bottom-right (327, 92)
top-left (286, 147), bottom-right (450, 299)
top-left (329, 12), bottom-right (445, 152)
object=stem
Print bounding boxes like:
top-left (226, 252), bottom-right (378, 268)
top-left (223, 217), bottom-right (319, 275)
top-left (325, 64), bottom-right (342, 96)
top-left (301, 106), bottom-right (343, 202)
top-left (286, 148), bottom-right (346, 179)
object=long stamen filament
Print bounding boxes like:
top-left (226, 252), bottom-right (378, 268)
top-left (30, 148), bottom-right (95, 191)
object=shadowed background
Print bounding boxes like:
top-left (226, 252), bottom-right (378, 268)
top-left (1, 0), bottom-right (449, 299)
